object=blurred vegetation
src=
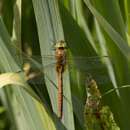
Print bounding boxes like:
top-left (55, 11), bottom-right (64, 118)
top-left (0, 101), bottom-right (9, 130)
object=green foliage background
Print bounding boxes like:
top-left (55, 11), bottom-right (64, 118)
top-left (0, 0), bottom-right (130, 130)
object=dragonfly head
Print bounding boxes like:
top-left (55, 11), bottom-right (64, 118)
top-left (54, 40), bottom-right (67, 49)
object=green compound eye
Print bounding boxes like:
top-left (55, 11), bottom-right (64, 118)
top-left (54, 40), bottom-right (67, 48)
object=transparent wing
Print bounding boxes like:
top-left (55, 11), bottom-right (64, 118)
top-left (68, 56), bottom-right (111, 86)
top-left (23, 55), bottom-right (110, 73)
top-left (23, 54), bottom-right (107, 64)
top-left (22, 55), bottom-right (56, 73)
top-left (20, 52), bottom-right (111, 85)
top-left (30, 55), bottom-right (109, 71)
top-left (68, 56), bottom-right (109, 70)
top-left (29, 55), bottom-right (109, 68)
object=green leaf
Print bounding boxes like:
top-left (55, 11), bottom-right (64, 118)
top-left (83, 0), bottom-right (130, 129)
top-left (0, 17), bottom-right (57, 130)
top-left (84, 0), bottom-right (130, 60)
top-left (32, 0), bottom-right (75, 129)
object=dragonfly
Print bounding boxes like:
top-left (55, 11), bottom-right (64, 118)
top-left (12, 40), bottom-right (111, 119)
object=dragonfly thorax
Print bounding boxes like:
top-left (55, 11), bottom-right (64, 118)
top-left (55, 47), bottom-right (66, 73)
